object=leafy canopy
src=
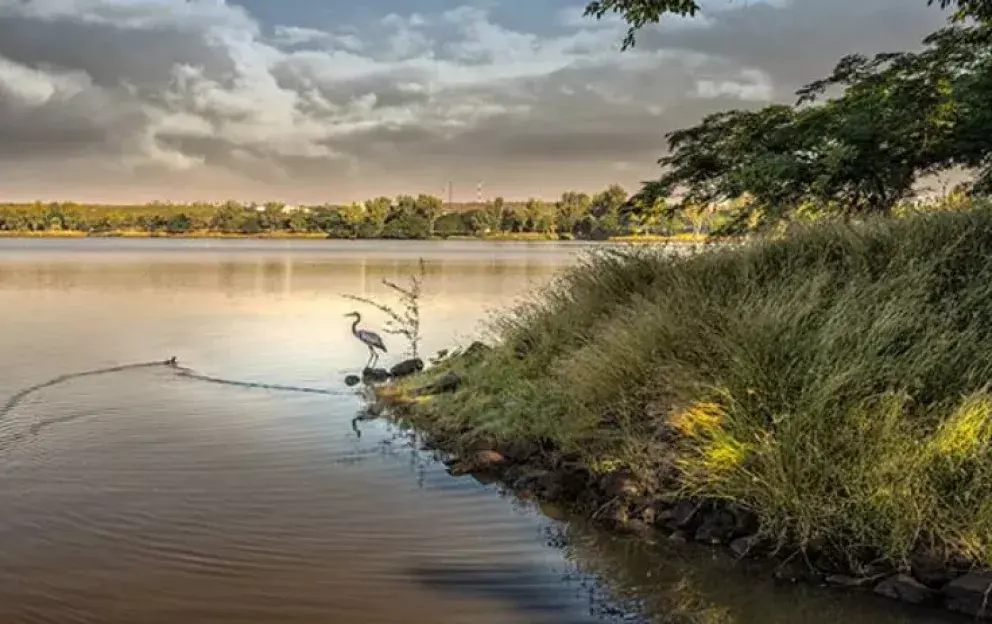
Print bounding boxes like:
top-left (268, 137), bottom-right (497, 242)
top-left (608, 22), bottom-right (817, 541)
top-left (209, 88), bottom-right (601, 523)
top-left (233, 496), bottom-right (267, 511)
top-left (602, 0), bottom-right (992, 231)
top-left (584, 0), bottom-right (991, 49)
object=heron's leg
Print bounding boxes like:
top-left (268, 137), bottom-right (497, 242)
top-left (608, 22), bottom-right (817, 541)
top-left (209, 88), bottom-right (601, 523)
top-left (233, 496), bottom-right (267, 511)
top-left (366, 345), bottom-right (377, 370)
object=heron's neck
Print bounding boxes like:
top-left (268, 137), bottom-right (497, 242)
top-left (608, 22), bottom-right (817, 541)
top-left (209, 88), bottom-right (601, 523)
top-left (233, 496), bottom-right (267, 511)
top-left (351, 316), bottom-right (360, 334)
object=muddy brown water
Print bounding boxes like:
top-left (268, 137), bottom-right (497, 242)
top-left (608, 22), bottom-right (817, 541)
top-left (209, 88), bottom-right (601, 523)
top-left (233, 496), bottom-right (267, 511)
top-left (0, 238), bottom-right (962, 623)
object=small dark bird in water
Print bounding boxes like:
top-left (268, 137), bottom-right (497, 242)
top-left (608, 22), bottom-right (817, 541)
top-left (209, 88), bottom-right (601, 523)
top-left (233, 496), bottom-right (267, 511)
top-left (166, 356), bottom-right (178, 367)
top-left (344, 311), bottom-right (387, 369)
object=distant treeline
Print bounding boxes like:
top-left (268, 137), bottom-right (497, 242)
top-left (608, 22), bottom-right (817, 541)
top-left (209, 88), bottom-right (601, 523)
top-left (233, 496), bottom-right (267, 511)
top-left (0, 186), bottom-right (728, 239)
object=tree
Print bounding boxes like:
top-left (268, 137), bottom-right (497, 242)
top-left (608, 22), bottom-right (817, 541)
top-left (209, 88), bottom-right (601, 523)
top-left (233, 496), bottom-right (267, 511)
top-left (338, 203), bottom-right (366, 237)
top-left (556, 191), bottom-right (591, 235)
top-left (392, 195), bottom-right (417, 220)
top-left (210, 200), bottom-right (248, 232)
top-left (363, 196), bottom-right (392, 236)
top-left (632, 17), bottom-right (992, 232)
top-left (489, 197), bottom-right (507, 233)
top-left (469, 197), bottom-right (505, 235)
top-left (287, 210), bottom-right (312, 233)
top-left (589, 185), bottom-right (628, 235)
top-left (584, 0), bottom-right (991, 50)
top-left (930, 0), bottom-right (992, 22)
top-left (621, 195), bottom-right (667, 234)
top-left (414, 194), bottom-right (444, 237)
top-left (583, 0), bottom-right (701, 50)
top-left (166, 212), bottom-right (195, 234)
top-left (523, 198), bottom-right (555, 233)
top-left (590, 185), bottom-right (628, 218)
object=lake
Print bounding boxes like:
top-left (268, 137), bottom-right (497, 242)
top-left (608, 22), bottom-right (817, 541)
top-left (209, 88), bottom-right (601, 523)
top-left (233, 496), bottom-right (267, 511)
top-left (0, 238), bottom-right (959, 623)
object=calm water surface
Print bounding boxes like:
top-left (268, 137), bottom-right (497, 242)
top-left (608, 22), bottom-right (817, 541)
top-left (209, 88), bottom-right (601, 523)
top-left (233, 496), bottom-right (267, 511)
top-left (0, 239), bottom-right (960, 623)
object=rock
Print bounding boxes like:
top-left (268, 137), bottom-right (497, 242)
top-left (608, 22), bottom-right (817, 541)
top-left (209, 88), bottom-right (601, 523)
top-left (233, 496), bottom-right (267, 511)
top-left (668, 530), bottom-right (689, 543)
top-left (471, 450), bottom-right (505, 471)
top-left (425, 371), bottom-right (462, 394)
top-left (654, 507), bottom-right (676, 527)
top-left (344, 374), bottom-right (361, 386)
top-left (536, 473), bottom-right (565, 501)
top-left (874, 574), bottom-right (939, 606)
top-left (639, 506), bottom-right (657, 526)
top-left (510, 468), bottom-right (550, 491)
top-left (670, 500), bottom-right (703, 531)
top-left (911, 551), bottom-right (961, 588)
top-left (470, 472), bottom-right (499, 486)
top-left (463, 341), bottom-right (490, 359)
top-left (601, 472), bottom-right (641, 500)
top-left (729, 535), bottom-right (763, 559)
top-left (500, 464), bottom-right (525, 485)
top-left (620, 519), bottom-right (651, 535)
top-left (389, 358), bottom-right (424, 378)
top-left (538, 502), bottom-right (569, 522)
top-left (361, 367), bottom-right (390, 383)
top-left (811, 552), bottom-right (849, 576)
top-left (557, 464), bottom-right (591, 500)
top-left (694, 509), bottom-right (737, 545)
top-left (497, 439), bottom-right (542, 463)
top-left (942, 571), bottom-right (992, 618)
top-left (727, 503), bottom-right (760, 537)
top-left (826, 574), bottom-right (879, 588)
top-left (552, 451), bottom-right (581, 468)
top-left (464, 438), bottom-right (498, 452)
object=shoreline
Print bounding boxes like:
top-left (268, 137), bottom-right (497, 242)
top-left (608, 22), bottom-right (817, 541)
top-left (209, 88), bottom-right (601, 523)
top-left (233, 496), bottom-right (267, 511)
top-left (372, 344), bottom-right (992, 622)
top-left (0, 230), bottom-right (714, 244)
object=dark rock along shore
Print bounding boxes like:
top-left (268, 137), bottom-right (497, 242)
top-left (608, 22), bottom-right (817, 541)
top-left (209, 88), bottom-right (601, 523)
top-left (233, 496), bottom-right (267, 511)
top-left (378, 362), bottom-right (992, 621)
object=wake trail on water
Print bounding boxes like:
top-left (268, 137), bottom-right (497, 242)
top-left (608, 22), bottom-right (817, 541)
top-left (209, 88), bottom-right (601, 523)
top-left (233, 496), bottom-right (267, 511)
top-left (172, 366), bottom-right (350, 396)
top-left (0, 358), bottom-right (355, 443)
top-left (0, 360), bottom-right (168, 421)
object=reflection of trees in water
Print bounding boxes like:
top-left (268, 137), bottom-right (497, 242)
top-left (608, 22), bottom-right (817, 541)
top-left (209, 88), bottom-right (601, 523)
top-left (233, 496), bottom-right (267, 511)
top-left (541, 519), bottom-right (953, 624)
top-left (545, 520), bottom-right (733, 624)
top-left (0, 253), bottom-right (572, 304)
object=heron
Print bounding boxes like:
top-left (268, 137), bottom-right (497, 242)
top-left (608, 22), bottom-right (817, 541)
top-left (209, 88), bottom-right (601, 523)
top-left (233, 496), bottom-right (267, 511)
top-left (344, 311), bottom-right (387, 369)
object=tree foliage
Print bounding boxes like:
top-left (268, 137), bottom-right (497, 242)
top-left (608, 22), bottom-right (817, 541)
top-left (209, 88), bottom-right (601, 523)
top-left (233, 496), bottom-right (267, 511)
top-left (0, 185), bottom-right (723, 240)
top-left (585, 0), bottom-right (992, 49)
top-left (618, 0), bottom-right (992, 232)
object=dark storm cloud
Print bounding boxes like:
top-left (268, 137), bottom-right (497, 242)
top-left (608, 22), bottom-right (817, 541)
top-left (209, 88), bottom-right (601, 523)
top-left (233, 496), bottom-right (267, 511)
top-left (0, 15), bottom-right (233, 89)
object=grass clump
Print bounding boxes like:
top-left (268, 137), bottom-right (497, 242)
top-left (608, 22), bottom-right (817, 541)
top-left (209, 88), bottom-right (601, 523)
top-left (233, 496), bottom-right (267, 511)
top-left (410, 207), bottom-right (992, 567)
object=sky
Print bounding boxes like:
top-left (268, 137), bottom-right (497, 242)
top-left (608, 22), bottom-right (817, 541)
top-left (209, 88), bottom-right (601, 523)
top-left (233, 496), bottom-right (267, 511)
top-left (0, 0), bottom-right (948, 204)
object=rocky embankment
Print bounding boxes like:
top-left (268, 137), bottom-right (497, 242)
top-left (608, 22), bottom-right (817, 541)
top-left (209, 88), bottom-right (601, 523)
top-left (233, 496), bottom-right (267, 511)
top-left (371, 347), bottom-right (992, 621)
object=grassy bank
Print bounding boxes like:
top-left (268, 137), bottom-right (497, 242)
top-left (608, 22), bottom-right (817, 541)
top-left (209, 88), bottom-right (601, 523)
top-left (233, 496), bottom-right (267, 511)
top-left (379, 209), bottom-right (992, 573)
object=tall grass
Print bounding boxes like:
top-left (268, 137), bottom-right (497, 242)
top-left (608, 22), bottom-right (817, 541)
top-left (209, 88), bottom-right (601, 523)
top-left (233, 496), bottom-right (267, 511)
top-left (417, 208), bottom-right (992, 566)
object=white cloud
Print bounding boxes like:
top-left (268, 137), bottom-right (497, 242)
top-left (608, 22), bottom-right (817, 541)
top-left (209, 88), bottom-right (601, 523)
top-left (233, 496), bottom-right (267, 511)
top-left (0, 56), bottom-right (90, 106)
top-left (695, 68), bottom-right (773, 101)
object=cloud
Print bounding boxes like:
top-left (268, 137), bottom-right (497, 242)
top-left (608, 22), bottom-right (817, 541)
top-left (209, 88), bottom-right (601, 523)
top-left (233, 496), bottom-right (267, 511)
top-left (0, 0), bottom-right (950, 202)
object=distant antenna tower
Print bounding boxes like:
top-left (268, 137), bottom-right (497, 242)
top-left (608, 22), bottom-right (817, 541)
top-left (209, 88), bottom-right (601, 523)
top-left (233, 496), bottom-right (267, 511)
top-left (477, 181), bottom-right (484, 204)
